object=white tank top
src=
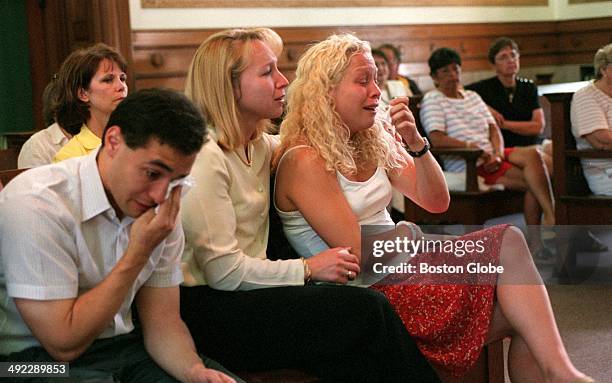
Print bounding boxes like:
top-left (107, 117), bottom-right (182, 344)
top-left (274, 145), bottom-right (393, 257)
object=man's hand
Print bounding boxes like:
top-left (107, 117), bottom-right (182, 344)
top-left (128, 185), bottom-right (182, 259)
top-left (185, 364), bottom-right (237, 383)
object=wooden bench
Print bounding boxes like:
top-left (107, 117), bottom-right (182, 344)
top-left (544, 92), bottom-right (612, 280)
top-left (2, 131), bottom-right (33, 152)
top-left (404, 96), bottom-right (524, 225)
top-left (0, 147), bottom-right (19, 171)
top-left (545, 92), bottom-right (612, 225)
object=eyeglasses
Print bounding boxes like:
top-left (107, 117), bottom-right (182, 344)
top-left (495, 50), bottom-right (520, 63)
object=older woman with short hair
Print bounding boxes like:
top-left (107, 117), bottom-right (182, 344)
top-left (571, 43), bottom-right (612, 195)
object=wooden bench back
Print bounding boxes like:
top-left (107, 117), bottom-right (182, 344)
top-left (545, 92), bottom-right (612, 224)
top-left (0, 148), bottom-right (19, 171)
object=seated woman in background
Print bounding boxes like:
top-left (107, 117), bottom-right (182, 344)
top-left (52, 43), bottom-right (128, 162)
top-left (275, 33), bottom-right (593, 383)
top-left (180, 27), bottom-right (439, 383)
top-left (467, 38), bottom-right (553, 240)
top-left (571, 43), bottom-right (612, 196)
top-left (420, 47), bottom-right (556, 255)
top-left (467, 38), bottom-right (547, 153)
top-left (17, 80), bottom-right (71, 168)
top-left (371, 48), bottom-right (391, 105)
top-left (378, 43), bottom-right (422, 96)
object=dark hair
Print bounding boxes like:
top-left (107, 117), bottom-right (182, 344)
top-left (428, 47), bottom-right (462, 76)
top-left (103, 88), bottom-right (207, 155)
top-left (42, 80), bottom-right (58, 127)
top-left (53, 43), bottom-right (127, 135)
top-left (371, 49), bottom-right (390, 66)
top-left (378, 43), bottom-right (402, 61)
top-left (488, 37), bottom-right (519, 64)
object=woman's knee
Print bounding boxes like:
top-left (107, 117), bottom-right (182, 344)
top-left (524, 147), bottom-right (547, 169)
top-left (501, 226), bottom-right (531, 260)
top-left (503, 226), bottom-right (527, 245)
top-left (510, 147), bottom-right (543, 168)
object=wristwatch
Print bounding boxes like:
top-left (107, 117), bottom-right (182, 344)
top-left (405, 137), bottom-right (430, 158)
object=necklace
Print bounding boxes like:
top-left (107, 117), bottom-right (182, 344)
top-left (505, 86), bottom-right (516, 103)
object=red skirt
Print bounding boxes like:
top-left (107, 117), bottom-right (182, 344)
top-left (371, 224), bottom-right (509, 376)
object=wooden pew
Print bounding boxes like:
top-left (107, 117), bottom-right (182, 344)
top-left (0, 148), bottom-right (19, 171)
top-left (545, 92), bottom-right (612, 225)
top-left (2, 131), bottom-right (33, 152)
top-left (404, 96), bottom-right (524, 225)
top-left (544, 92), bottom-right (612, 280)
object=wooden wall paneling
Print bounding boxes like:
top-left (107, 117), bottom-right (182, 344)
top-left (142, 0), bottom-right (547, 7)
top-left (135, 77), bottom-right (187, 90)
top-left (556, 17), bottom-right (612, 65)
top-left (133, 48), bottom-right (195, 76)
top-left (558, 31), bottom-right (612, 55)
top-left (132, 29), bottom-right (216, 91)
top-left (557, 14), bottom-right (612, 28)
top-left (25, 0), bottom-right (76, 133)
top-left (132, 29), bottom-right (217, 47)
top-left (90, 0), bottom-right (135, 90)
top-left (65, 0), bottom-right (95, 46)
top-left (131, 17), bottom-right (612, 91)
top-left (25, 1), bottom-right (50, 135)
top-left (32, 1), bottom-right (72, 75)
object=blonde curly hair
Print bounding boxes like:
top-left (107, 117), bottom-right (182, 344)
top-left (279, 33), bottom-right (406, 175)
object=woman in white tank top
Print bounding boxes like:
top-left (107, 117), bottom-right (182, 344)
top-left (275, 34), bottom-right (593, 383)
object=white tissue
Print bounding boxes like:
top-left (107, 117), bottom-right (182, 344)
top-left (155, 175), bottom-right (195, 214)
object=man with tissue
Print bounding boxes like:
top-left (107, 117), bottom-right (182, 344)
top-left (0, 89), bottom-right (242, 383)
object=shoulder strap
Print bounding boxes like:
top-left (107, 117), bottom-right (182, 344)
top-left (273, 145), bottom-right (312, 210)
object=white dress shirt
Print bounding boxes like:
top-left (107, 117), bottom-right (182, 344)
top-left (0, 151), bottom-right (184, 354)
